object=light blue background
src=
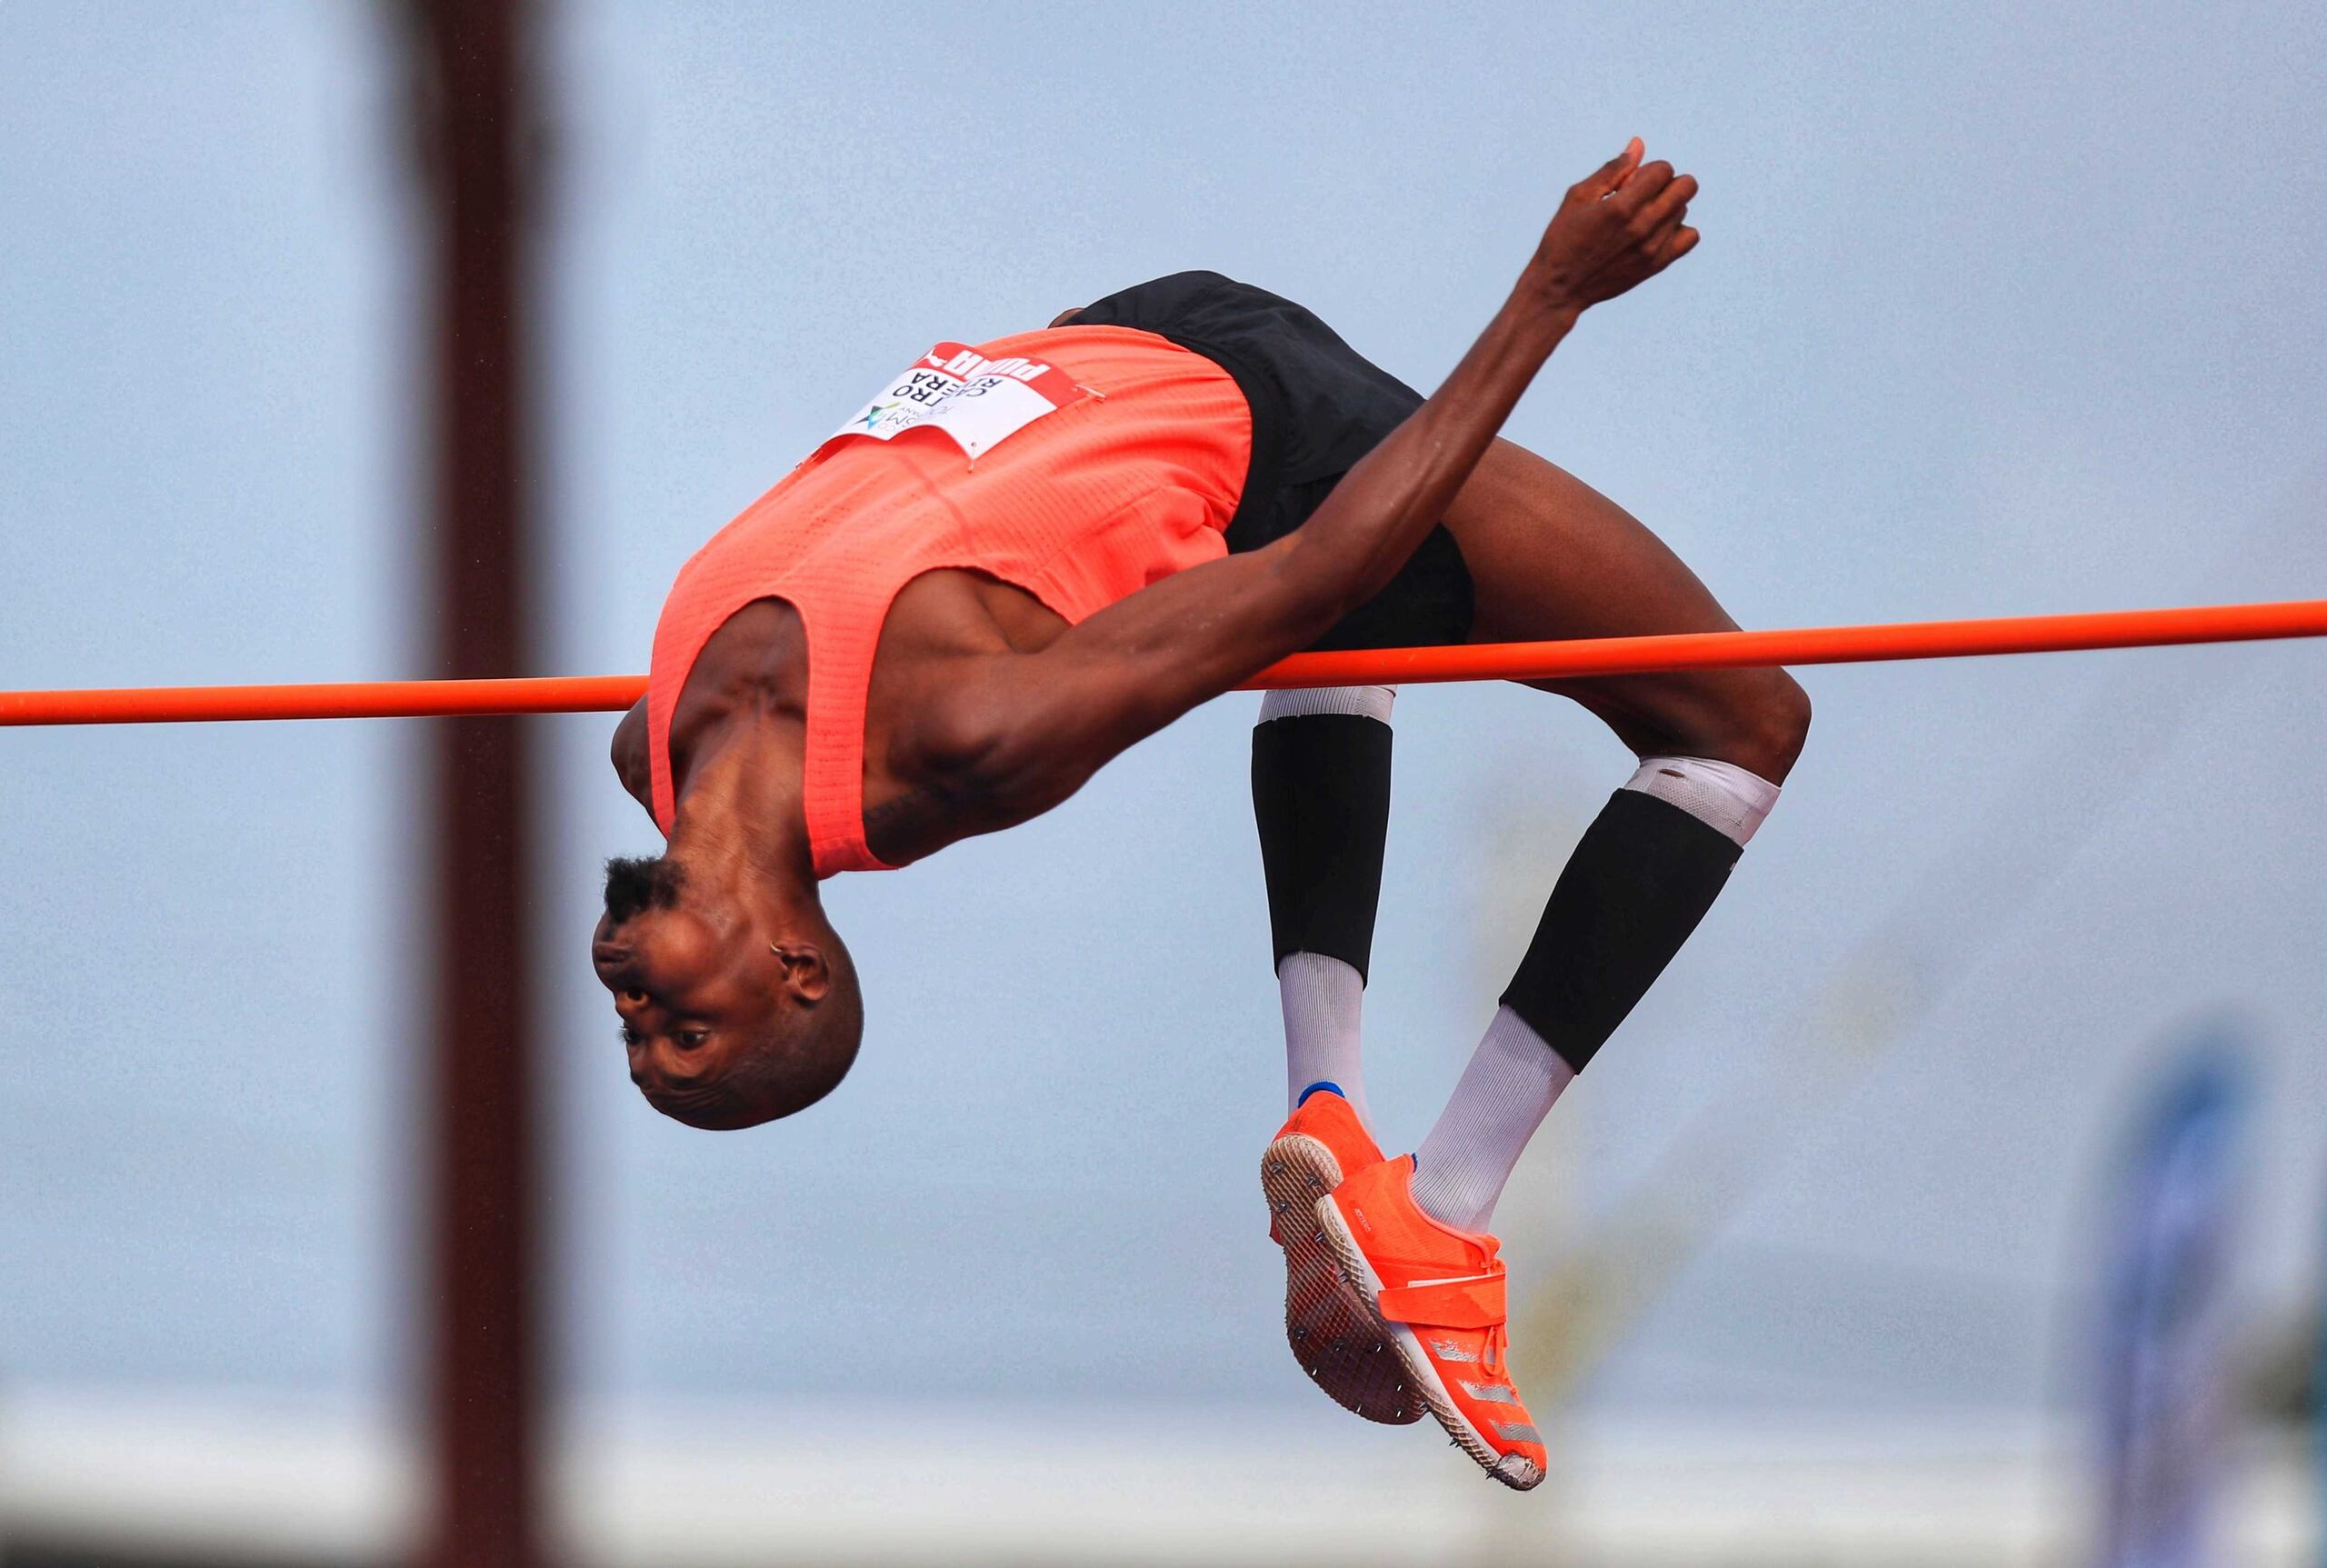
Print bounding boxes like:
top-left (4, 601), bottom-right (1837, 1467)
top-left (4, 1), bottom-right (2324, 1433)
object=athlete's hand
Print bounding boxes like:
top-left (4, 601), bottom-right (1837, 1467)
top-left (1520, 139), bottom-right (1699, 317)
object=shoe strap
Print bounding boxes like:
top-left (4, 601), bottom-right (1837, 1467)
top-left (1376, 1269), bottom-right (1505, 1331)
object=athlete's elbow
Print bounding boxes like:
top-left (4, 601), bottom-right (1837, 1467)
top-left (919, 696), bottom-right (1065, 814)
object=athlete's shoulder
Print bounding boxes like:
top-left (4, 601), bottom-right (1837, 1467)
top-left (610, 697), bottom-right (652, 810)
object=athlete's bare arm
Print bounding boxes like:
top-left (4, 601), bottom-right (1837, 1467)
top-left (919, 141), bottom-right (1699, 828)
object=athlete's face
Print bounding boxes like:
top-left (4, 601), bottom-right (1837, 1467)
top-left (590, 904), bottom-right (780, 1118)
top-left (589, 886), bottom-right (861, 1128)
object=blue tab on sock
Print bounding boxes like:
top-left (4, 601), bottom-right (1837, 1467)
top-left (1297, 1080), bottom-right (1345, 1106)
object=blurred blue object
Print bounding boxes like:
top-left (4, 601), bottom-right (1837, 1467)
top-left (2095, 1025), bottom-right (2252, 1568)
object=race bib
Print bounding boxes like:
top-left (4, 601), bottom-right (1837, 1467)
top-left (818, 342), bottom-right (1089, 462)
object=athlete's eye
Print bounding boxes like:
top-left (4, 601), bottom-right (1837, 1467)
top-left (619, 1025), bottom-right (644, 1050)
top-left (675, 1030), bottom-right (709, 1050)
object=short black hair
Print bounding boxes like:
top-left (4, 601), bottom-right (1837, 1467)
top-left (603, 854), bottom-right (686, 925)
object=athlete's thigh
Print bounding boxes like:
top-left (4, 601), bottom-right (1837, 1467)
top-left (1441, 437), bottom-right (1768, 757)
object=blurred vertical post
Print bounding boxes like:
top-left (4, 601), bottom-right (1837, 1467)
top-left (403, 1), bottom-right (548, 1563)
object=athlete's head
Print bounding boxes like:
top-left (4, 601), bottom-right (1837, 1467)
top-left (591, 854), bottom-right (863, 1129)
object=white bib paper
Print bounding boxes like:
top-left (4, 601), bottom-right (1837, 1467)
top-left (818, 341), bottom-right (1089, 463)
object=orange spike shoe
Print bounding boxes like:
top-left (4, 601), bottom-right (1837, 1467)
top-left (1314, 1154), bottom-right (1546, 1489)
top-left (1262, 1084), bottom-right (1423, 1425)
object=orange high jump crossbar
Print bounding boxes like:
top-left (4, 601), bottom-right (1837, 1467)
top-left (4, 595), bottom-right (2325, 727)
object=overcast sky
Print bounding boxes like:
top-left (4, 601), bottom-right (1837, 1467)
top-left (4, 0), bottom-right (2324, 1447)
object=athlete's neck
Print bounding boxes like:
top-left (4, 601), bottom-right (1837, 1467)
top-left (665, 712), bottom-right (818, 902)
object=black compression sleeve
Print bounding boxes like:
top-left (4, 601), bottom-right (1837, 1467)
top-left (1498, 788), bottom-right (1742, 1073)
top-left (1251, 713), bottom-right (1393, 982)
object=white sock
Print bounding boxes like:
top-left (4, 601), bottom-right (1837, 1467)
top-left (1403, 761), bottom-right (1775, 1233)
top-left (1409, 1007), bottom-right (1576, 1233)
top-left (1622, 754), bottom-right (1780, 847)
top-left (1279, 951), bottom-right (1376, 1135)
top-left (1261, 684), bottom-right (1395, 1137)
top-left (1257, 684), bottom-right (1396, 724)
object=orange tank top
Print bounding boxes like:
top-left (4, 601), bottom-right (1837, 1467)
top-left (646, 325), bottom-right (1251, 877)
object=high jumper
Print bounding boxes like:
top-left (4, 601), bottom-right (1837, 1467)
top-left (597, 140), bottom-right (1790, 1490)
top-left (5, 137), bottom-right (2323, 1494)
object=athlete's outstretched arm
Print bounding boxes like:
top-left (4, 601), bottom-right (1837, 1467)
top-left (924, 140), bottom-right (1700, 826)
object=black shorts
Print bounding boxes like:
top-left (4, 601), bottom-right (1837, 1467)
top-left (1069, 271), bottom-right (1474, 652)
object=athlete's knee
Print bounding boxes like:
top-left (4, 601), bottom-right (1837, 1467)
top-left (1660, 668), bottom-right (1811, 784)
top-left (1736, 669), bottom-right (1812, 783)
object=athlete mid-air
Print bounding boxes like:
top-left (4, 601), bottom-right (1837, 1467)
top-left (594, 140), bottom-right (1809, 1488)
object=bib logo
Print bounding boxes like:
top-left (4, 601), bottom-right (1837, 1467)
top-left (923, 348), bottom-right (1052, 385)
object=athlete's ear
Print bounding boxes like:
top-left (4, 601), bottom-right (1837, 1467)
top-left (768, 941), bottom-right (833, 1004)
top-left (1047, 306), bottom-right (1084, 328)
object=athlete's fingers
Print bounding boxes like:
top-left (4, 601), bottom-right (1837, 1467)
top-left (1608, 160), bottom-right (1676, 215)
top-left (1629, 171), bottom-right (1697, 234)
top-left (1571, 137), bottom-right (1644, 201)
top-left (1639, 203), bottom-right (1690, 264)
top-left (1660, 225), bottom-right (1702, 266)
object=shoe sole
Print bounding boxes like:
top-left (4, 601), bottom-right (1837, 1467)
top-left (1312, 1192), bottom-right (1545, 1492)
top-left (1261, 1133), bottom-right (1423, 1426)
